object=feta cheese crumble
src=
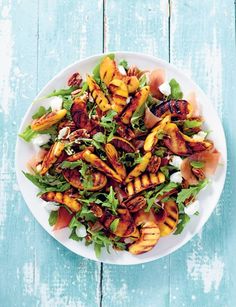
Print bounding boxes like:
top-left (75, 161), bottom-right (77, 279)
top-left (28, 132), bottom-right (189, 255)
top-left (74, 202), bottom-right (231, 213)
top-left (169, 155), bottom-right (183, 169)
top-left (76, 224), bottom-right (87, 238)
top-left (49, 96), bottom-right (63, 111)
top-left (184, 200), bottom-right (200, 216)
top-left (159, 82), bottom-right (171, 96)
top-left (118, 65), bottom-right (127, 75)
top-left (170, 171), bottom-right (183, 183)
top-left (32, 134), bottom-right (51, 147)
top-left (192, 131), bottom-right (207, 142)
top-left (44, 202), bottom-right (60, 212)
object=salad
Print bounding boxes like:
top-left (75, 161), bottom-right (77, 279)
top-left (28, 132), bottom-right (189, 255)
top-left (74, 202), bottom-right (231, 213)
top-left (19, 54), bottom-right (220, 257)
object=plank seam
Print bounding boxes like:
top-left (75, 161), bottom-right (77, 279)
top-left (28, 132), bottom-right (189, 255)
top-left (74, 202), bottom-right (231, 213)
top-left (168, 0), bottom-right (171, 63)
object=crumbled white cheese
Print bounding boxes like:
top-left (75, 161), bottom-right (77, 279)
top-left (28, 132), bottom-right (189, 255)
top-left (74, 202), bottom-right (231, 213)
top-left (32, 134), bottom-right (51, 147)
top-left (126, 96), bottom-right (131, 104)
top-left (170, 171), bottom-right (183, 183)
top-left (36, 164), bottom-right (42, 173)
top-left (75, 224), bottom-right (87, 238)
top-left (184, 200), bottom-right (200, 216)
top-left (192, 131), bottom-right (207, 142)
top-left (58, 127), bottom-right (70, 140)
top-left (44, 202), bottom-right (60, 212)
top-left (159, 82), bottom-right (171, 96)
top-left (169, 155), bottom-right (183, 169)
top-left (118, 65), bottom-right (127, 75)
top-left (49, 96), bottom-right (63, 111)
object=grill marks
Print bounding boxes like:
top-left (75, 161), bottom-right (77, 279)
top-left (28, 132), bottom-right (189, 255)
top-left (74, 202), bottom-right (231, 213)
top-left (152, 99), bottom-right (189, 118)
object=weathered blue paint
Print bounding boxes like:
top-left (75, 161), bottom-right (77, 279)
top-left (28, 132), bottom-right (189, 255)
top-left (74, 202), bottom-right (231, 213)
top-left (0, 0), bottom-right (235, 306)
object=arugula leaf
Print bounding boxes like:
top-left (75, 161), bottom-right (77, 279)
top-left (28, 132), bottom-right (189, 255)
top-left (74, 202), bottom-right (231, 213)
top-left (169, 79), bottom-right (183, 100)
top-left (174, 213), bottom-right (190, 234)
top-left (101, 110), bottom-right (117, 124)
top-left (69, 216), bottom-right (83, 229)
top-left (32, 106), bottom-right (50, 119)
top-left (19, 126), bottom-right (38, 142)
top-left (48, 211), bottom-right (58, 226)
top-left (23, 172), bottom-right (70, 194)
top-left (139, 74), bottom-right (147, 88)
top-left (190, 161), bottom-right (205, 169)
top-left (46, 86), bottom-right (79, 98)
top-left (94, 242), bottom-right (102, 258)
top-left (88, 229), bottom-right (112, 258)
top-left (77, 204), bottom-right (97, 222)
top-left (92, 132), bottom-right (106, 144)
top-left (63, 96), bottom-right (73, 119)
top-left (69, 228), bottom-right (83, 241)
top-left (80, 81), bottom-right (88, 93)
top-left (102, 186), bottom-right (119, 214)
top-left (176, 179), bottom-right (208, 205)
top-left (100, 110), bottom-right (117, 139)
top-left (184, 119), bottom-right (202, 129)
top-left (110, 218), bottom-right (120, 232)
top-left (160, 165), bottom-right (178, 179)
top-left (119, 152), bottom-right (143, 168)
top-left (154, 147), bottom-right (167, 157)
top-left (131, 102), bottom-right (147, 132)
top-left (119, 59), bottom-right (128, 70)
top-left (60, 160), bottom-right (82, 169)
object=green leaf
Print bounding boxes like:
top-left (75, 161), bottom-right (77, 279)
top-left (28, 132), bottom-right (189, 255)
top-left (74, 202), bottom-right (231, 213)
top-left (102, 186), bottom-right (119, 214)
top-left (69, 228), bottom-right (83, 241)
top-left (119, 59), bottom-right (128, 70)
top-left (169, 79), bottom-right (183, 100)
top-left (154, 147), bottom-right (167, 157)
top-left (131, 102), bottom-right (147, 132)
top-left (46, 86), bottom-right (79, 98)
top-left (176, 179), bottom-right (208, 205)
top-left (48, 211), bottom-right (58, 226)
top-left (184, 119), bottom-right (202, 128)
top-left (23, 172), bottom-right (71, 193)
top-left (94, 242), bottom-right (102, 258)
top-left (60, 160), bottom-right (82, 169)
top-left (77, 204), bottom-right (97, 222)
top-left (19, 126), bottom-right (38, 142)
top-left (139, 74), bottom-right (147, 88)
top-left (190, 161), bottom-right (205, 169)
top-left (81, 81), bottom-right (88, 93)
top-left (92, 132), bottom-right (107, 144)
top-left (63, 96), bottom-right (73, 119)
top-left (110, 218), bottom-right (120, 232)
top-left (32, 106), bottom-right (47, 119)
top-left (119, 152), bottom-right (143, 168)
top-left (101, 110), bottom-right (117, 123)
top-left (174, 213), bottom-right (190, 235)
top-left (100, 110), bottom-right (118, 138)
top-left (38, 125), bottom-right (58, 142)
top-left (69, 216), bottom-right (83, 229)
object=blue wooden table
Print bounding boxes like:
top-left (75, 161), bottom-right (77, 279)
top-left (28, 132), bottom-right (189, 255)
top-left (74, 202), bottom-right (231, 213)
top-left (1, 1), bottom-right (235, 306)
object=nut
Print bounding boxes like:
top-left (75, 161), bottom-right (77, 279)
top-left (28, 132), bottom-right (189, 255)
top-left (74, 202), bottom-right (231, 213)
top-left (147, 156), bottom-right (161, 173)
top-left (68, 72), bottom-right (82, 87)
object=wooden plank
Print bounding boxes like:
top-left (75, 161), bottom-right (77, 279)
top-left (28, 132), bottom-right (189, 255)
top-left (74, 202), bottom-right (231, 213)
top-left (101, 1), bottom-right (170, 306)
top-left (169, 0), bottom-right (236, 306)
top-left (35, 1), bottom-right (103, 306)
top-left (0, 0), bottom-right (38, 305)
top-left (0, 0), bottom-right (103, 306)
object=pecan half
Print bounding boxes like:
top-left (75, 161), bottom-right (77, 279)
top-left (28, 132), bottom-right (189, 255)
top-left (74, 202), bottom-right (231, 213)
top-left (68, 72), bottom-right (82, 87)
top-left (69, 128), bottom-right (90, 142)
top-left (127, 65), bottom-right (140, 77)
top-left (124, 196), bottom-right (147, 213)
top-left (90, 203), bottom-right (103, 218)
top-left (147, 156), bottom-right (161, 173)
top-left (116, 122), bottom-right (135, 141)
top-left (192, 168), bottom-right (206, 181)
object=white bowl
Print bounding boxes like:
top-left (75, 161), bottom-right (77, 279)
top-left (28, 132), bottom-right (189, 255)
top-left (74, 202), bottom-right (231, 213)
top-left (15, 52), bottom-right (227, 265)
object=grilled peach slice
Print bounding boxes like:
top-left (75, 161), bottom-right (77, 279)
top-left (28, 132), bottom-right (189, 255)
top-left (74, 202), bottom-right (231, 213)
top-left (124, 75), bottom-right (139, 93)
top-left (133, 208), bottom-right (158, 226)
top-left (100, 56), bottom-right (117, 85)
top-left (63, 168), bottom-right (107, 191)
top-left (87, 75), bottom-right (111, 112)
top-left (110, 136), bottom-right (135, 152)
top-left (151, 100), bottom-right (191, 119)
top-left (81, 149), bottom-right (122, 183)
top-left (124, 195), bottom-right (147, 213)
top-left (120, 86), bottom-right (150, 124)
top-left (157, 200), bottom-right (178, 236)
top-left (41, 191), bottom-right (81, 212)
top-left (128, 221), bottom-right (160, 255)
top-left (125, 152), bottom-right (152, 183)
top-left (105, 143), bottom-right (126, 180)
top-left (108, 79), bottom-right (128, 114)
top-left (143, 115), bottom-right (171, 152)
top-left (126, 172), bottom-right (165, 196)
top-left (31, 109), bottom-right (67, 131)
top-left (40, 142), bottom-right (65, 175)
top-left (163, 123), bottom-right (189, 155)
top-left (181, 133), bottom-right (213, 152)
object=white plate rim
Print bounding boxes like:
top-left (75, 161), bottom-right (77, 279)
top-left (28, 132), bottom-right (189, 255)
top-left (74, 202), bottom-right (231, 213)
top-left (15, 51), bottom-right (227, 265)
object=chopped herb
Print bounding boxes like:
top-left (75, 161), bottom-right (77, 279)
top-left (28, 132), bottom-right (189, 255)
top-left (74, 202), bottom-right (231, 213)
top-left (46, 86), bottom-right (79, 98)
top-left (19, 126), bottom-right (38, 142)
top-left (190, 161), bottom-right (205, 169)
top-left (110, 218), bottom-right (120, 232)
top-left (139, 74), bottom-right (147, 88)
top-left (174, 213), bottom-right (190, 234)
top-left (48, 210), bottom-right (58, 226)
top-left (119, 59), bottom-right (128, 70)
top-left (168, 79), bottom-right (183, 100)
top-left (60, 161), bottom-right (82, 169)
top-left (184, 119), bottom-right (202, 129)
